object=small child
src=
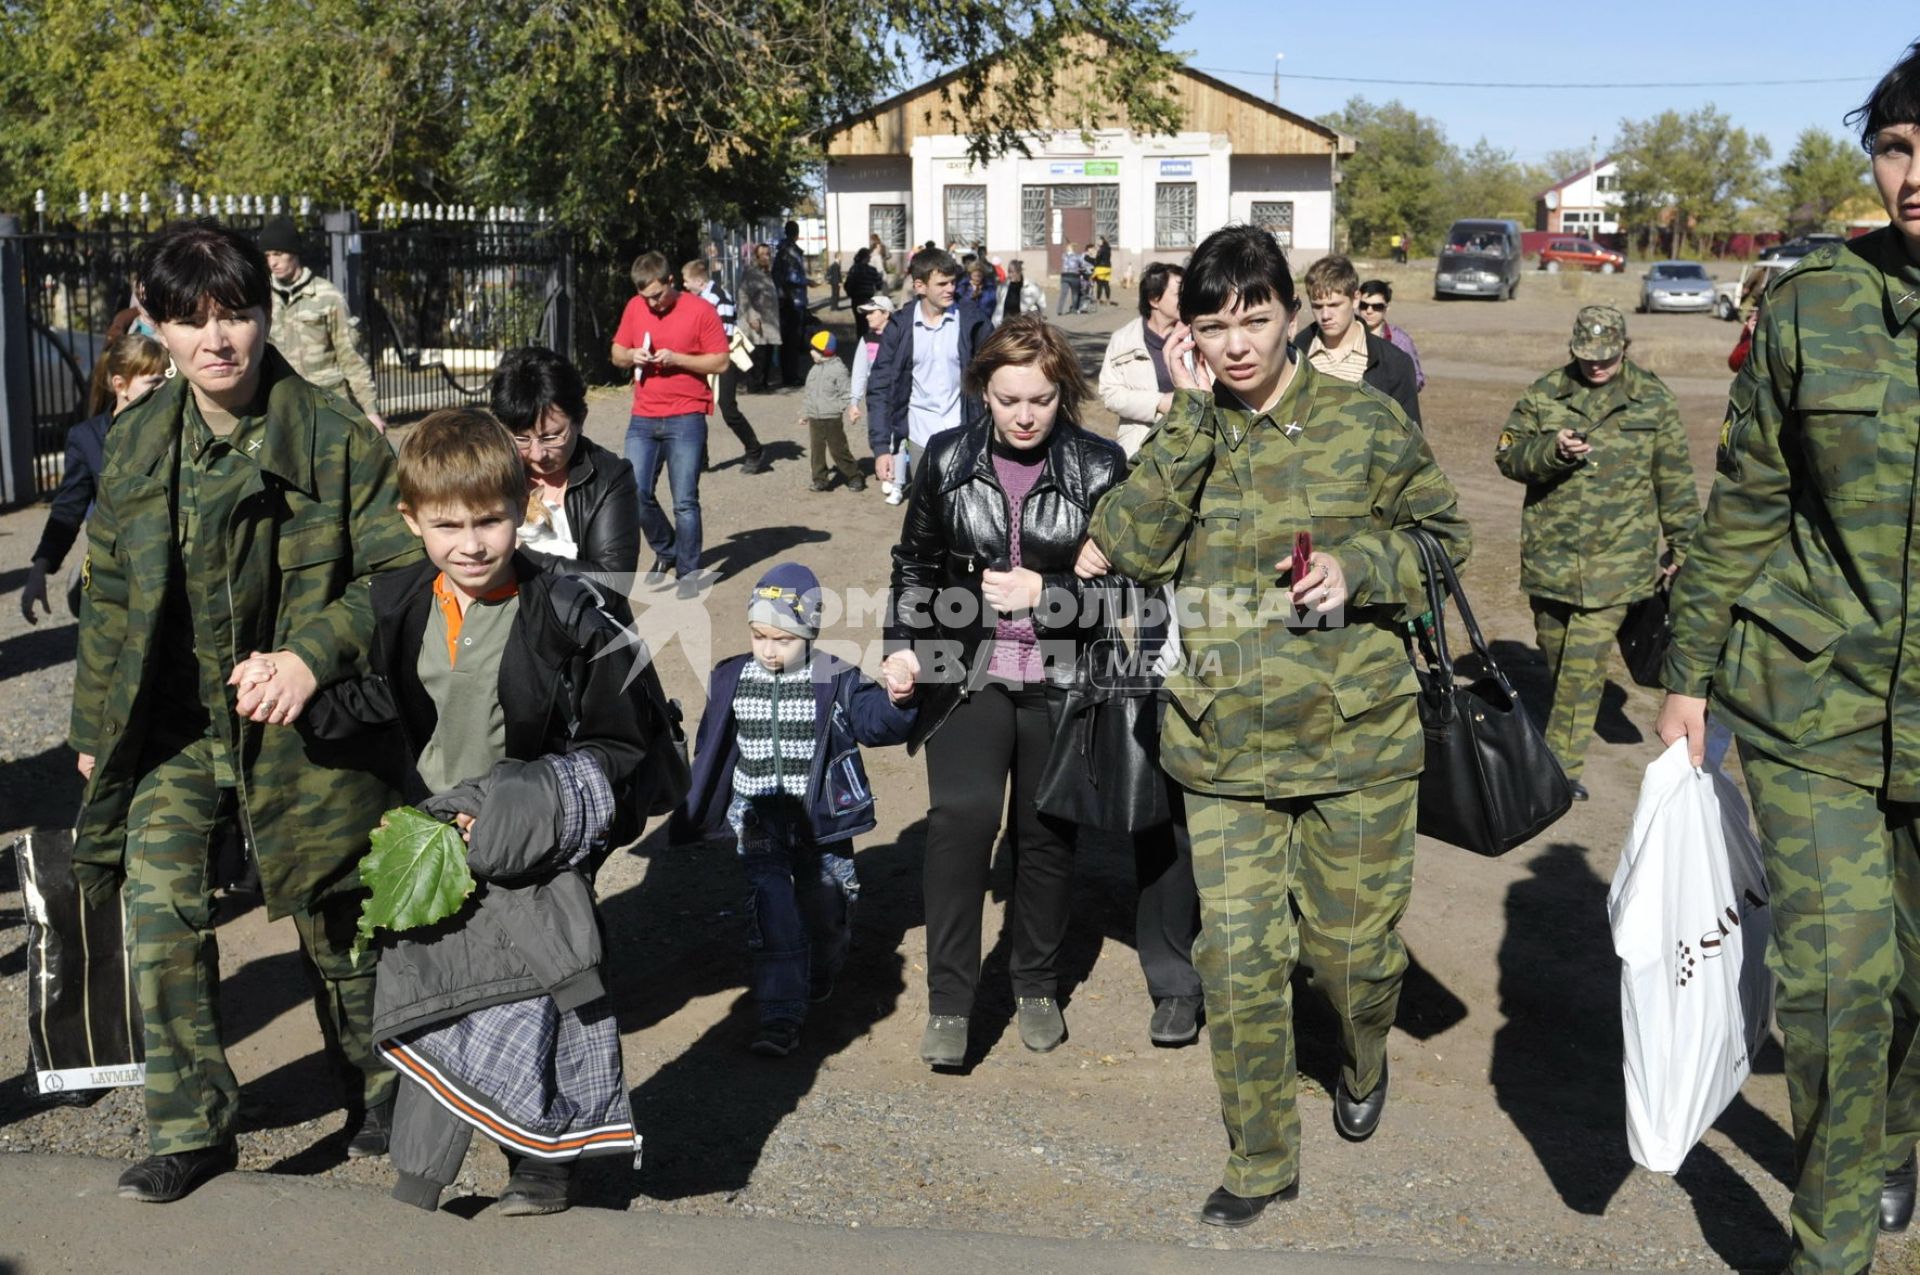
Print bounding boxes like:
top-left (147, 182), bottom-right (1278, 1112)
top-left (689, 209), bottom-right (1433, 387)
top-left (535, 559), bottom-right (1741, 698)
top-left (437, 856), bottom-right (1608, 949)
top-left (673, 563), bottom-right (915, 1057)
top-left (847, 297), bottom-right (899, 503)
top-left (313, 408), bottom-right (652, 1217)
top-left (801, 330), bottom-right (862, 493)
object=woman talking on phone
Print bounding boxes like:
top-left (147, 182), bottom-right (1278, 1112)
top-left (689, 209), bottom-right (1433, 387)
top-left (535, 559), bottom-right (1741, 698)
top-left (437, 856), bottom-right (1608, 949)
top-left (882, 315), bottom-right (1126, 1069)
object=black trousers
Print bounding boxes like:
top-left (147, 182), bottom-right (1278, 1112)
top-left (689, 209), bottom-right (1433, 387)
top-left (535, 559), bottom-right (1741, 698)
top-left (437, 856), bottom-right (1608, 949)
top-left (1132, 796), bottom-right (1202, 1000)
top-left (778, 299), bottom-right (806, 385)
top-left (923, 682), bottom-right (1077, 1015)
top-left (714, 362), bottom-right (762, 459)
top-left (748, 345), bottom-right (776, 392)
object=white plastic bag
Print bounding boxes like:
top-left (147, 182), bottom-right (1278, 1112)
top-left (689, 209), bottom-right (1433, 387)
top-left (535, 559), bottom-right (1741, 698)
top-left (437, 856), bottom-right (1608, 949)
top-left (1608, 733), bottom-right (1773, 1174)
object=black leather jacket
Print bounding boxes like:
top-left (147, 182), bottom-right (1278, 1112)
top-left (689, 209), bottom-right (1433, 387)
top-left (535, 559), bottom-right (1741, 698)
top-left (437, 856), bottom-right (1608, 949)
top-left (524, 435), bottom-right (641, 580)
top-left (888, 419), bottom-right (1127, 749)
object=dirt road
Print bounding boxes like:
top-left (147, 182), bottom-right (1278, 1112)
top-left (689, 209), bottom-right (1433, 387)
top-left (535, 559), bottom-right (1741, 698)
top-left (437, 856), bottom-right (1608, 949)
top-left (0, 262), bottom-right (1896, 1271)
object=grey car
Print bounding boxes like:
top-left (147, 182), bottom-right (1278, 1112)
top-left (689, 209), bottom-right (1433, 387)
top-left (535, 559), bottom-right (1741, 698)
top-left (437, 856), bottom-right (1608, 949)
top-left (1638, 261), bottom-right (1716, 314)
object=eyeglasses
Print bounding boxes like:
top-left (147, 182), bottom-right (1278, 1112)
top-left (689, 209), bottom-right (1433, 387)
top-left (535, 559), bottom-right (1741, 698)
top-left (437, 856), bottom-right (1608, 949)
top-left (1357, 301), bottom-right (1388, 312)
top-left (511, 430), bottom-right (572, 450)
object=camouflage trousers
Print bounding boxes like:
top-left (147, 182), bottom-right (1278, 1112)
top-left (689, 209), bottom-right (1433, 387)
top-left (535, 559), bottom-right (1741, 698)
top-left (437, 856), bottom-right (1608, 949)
top-left (122, 736), bottom-right (391, 1155)
top-left (1740, 747), bottom-right (1920, 1275)
top-left (1182, 779), bottom-right (1417, 1196)
top-left (1530, 598), bottom-right (1630, 782)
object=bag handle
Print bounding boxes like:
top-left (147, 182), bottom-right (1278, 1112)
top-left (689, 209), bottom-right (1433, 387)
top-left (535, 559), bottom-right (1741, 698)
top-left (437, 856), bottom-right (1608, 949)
top-left (1407, 528), bottom-right (1523, 706)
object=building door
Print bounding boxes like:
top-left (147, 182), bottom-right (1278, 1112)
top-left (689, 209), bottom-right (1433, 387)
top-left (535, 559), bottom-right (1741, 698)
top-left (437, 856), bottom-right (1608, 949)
top-left (1050, 207), bottom-right (1093, 275)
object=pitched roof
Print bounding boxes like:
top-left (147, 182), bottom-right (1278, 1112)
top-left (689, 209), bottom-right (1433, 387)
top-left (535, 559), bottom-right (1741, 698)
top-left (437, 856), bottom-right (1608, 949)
top-left (1533, 157), bottom-right (1618, 202)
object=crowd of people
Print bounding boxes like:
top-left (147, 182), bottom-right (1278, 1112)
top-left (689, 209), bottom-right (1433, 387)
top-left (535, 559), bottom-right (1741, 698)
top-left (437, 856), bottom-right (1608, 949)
top-left (15, 34), bottom-right (1920, 1275)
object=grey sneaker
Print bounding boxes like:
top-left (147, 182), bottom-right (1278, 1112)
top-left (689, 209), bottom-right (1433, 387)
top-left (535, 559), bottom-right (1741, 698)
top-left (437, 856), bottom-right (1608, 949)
top-left (1016, 997), bottom-right (1066, 1053)
top-left (920, 1014), bottom-right (968, 1068)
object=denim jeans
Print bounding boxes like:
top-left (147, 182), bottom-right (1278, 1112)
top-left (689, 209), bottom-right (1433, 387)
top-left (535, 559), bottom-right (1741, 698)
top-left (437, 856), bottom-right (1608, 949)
top-left (895, 437), bottom-right (915, 489)
top-left (625, 413), bottom-right (707, 576)
top-left (729, 796), bottom-right (859, 1026)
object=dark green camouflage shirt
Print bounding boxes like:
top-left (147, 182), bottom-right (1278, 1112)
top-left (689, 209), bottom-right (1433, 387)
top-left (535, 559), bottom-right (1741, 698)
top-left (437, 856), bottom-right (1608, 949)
top-left (1663, 227), bottom-right (1920, 798)
top-left (1090, 363), bottom-right (1470, 799)
top-left (1494, 360), bottom-right (1698, 607)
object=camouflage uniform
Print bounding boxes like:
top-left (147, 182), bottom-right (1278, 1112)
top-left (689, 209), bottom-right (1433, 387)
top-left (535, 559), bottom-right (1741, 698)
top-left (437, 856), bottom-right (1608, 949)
top-left (270, 268), bottom-right (380, 416)
top-left (1091, 364), bottom-right (1469, 1196)
top-left (1495, 307), bottom-right (1698, 783)
top-left (71, 351), bottom-right (420, 1154)
top-left (1662, 229), bottom-right (1920, 1275)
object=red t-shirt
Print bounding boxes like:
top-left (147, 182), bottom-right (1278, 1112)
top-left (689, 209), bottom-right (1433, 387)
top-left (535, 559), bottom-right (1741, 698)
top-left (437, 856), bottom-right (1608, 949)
top-left (614, 291), bottom-right (726, 417)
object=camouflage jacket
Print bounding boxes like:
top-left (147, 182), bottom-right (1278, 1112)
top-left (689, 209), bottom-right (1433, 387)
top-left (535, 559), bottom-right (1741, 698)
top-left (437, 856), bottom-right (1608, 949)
top-left (270, 268), bottom-right (379, 412)
top-left (1494, 360), bottom-right (1699, 608)
top-left (69, 351), bottom-right (421, 917)
top-left (1090, 364), bottom-right (1471, 799)
top-left (1663, 227), bottom-right (1920, 798)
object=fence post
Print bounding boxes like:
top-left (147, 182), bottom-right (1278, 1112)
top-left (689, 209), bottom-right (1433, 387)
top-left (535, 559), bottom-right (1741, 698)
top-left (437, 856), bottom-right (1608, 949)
top-left (0, 215), bottom-right (33, 507)
top-left (325, 209), bottom-right (365, 317)
top-left (549, 230), bottom-right (574, 363)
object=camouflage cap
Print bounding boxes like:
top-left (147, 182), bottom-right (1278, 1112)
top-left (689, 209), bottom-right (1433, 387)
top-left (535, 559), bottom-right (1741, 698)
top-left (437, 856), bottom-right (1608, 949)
top-left (1569, 305), bottom-right (1627, 361)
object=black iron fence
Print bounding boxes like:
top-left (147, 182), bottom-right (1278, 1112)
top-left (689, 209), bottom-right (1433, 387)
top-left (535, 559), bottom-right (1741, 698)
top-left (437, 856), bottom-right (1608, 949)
top-left (0, 205), bottom-right (575, 504)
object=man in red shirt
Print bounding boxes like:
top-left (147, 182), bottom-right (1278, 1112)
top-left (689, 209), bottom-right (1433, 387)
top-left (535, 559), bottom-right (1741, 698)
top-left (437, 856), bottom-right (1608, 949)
top-left (613, 253), bottom-right (730, 598)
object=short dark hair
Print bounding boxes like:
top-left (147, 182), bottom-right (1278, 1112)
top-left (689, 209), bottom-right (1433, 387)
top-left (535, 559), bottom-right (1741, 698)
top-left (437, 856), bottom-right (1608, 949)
top-left (1359, 279), bottom-right (1394, 303)
top-left (910, 247), bottom-right (960, 284)
top-left (630, 252), bottom-right (671, 289)
top-left (135, 220), bottom-right (271, 324)
top-left (784, 220), bottom-right (800, 238)
top-left (488, 347), bottom-right (588, 434)
top-left (1138, 262), bottom-right (1185, 319)
top-left (1179, 224), bottom-right (1296, 325)
top-left (1849, 40), bottom-right (1920, 150)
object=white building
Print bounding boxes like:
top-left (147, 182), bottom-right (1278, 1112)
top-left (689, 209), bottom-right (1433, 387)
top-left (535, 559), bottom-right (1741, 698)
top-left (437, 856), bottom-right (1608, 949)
top-left (1534, 158), bottom-right (1623, 237)
top-left (818, 56), bottom-right (1353, 285)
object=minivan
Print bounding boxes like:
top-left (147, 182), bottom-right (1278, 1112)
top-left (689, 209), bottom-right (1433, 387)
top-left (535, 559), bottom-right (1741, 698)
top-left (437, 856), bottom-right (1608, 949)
top-left (1435, 219), bottom-right (1523, 300)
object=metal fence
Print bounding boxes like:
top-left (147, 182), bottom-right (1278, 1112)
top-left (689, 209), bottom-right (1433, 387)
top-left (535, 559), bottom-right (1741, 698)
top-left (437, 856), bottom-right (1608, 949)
top-left (0, 203), bottom-right (575, 504)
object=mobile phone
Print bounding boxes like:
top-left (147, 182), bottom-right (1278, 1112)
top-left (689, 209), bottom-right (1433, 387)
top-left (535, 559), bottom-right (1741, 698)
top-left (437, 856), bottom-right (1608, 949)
top-left (1568, 429), bottom-right (1587, 442)
top-left (1291, 531), bottom-right (1313, 584)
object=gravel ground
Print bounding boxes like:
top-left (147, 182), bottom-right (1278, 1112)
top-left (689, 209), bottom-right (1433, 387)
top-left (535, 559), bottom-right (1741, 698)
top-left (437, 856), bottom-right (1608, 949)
top-left (1, 277), bottom-right (1914, 1271)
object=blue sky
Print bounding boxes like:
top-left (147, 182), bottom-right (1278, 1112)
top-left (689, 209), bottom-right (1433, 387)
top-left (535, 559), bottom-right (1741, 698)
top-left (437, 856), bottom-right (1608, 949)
top-left (1173, 4), bottom-right (1912, 173)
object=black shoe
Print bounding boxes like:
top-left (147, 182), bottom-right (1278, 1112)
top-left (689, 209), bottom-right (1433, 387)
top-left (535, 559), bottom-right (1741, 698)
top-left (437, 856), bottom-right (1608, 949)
top-left (846, 477), bottom-right (867, 493)
top-left (345, 1097), bottom-right (393, 1159)
top-left (742, 452), bottom-right (772, 475)
top-left (497, 1162), bottom-right (572, 1217)
top-left (643, 556), bottom-right (672, 586)
top-left (808, 974), bottom-right (836, 1004)
top-left (675, 574), bottom-right (704, 600)
top-left (1570, 781), bottom-right (1589, 801)
top-left (1883, 1152), bottom-right (1917, 1233)
top-left (1149, 995), bottom-right (1203, 1047)
top-left (117, 1143), bottom-right (238, 1202)
top-left (1333, 1061), bottom-right (1389, 1142)
top-left (810, 479), bottom-right (831, 492)
top-left (1199, 1181), bottom-right (1298, 1228)
top-left (750, 1020), bottom-right (803, 1058)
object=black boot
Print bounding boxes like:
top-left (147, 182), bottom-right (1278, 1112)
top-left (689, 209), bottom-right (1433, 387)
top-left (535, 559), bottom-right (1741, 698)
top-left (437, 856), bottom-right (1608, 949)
top-left (117, 1143), bottom-right (238, 1202)
top-left (498, 1154), bottom-right (573, 1217)
top-left (345, 1096), bottom-right (394, 1159)
top-left (1883, 1152), bottom-right (1917, 1233)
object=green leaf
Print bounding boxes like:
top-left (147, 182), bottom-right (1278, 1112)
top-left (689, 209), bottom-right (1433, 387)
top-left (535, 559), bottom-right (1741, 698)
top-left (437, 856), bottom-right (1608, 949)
top-left (354, 807), bottom-right (476, 958)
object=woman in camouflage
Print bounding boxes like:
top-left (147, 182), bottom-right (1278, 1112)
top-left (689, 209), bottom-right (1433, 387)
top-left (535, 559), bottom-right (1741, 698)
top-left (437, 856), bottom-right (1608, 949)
top-left (1658, 40), bottom-right (1920, 1275)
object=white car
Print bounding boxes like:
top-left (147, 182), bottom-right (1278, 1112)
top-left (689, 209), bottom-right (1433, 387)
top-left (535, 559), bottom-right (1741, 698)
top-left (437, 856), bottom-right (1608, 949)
top-left (1714, 260), bottom-right (1794, 321)
top-left (1638, 261), bottom-right (1716, 314)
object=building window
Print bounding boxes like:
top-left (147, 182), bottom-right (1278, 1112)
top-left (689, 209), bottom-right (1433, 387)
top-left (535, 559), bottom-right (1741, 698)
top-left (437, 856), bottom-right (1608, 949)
top-left (943, 185), bottom-right (986, 249)
top-left (1021, 187), bottom-right (1047, 250)
top-left (1595, 174), bottom-right (1619, 193)
top-left (1094, 186), bottom-right (1119, 244)
top-left (1052, 185), bottom-right (1092, 208)
top-left (1251, 200), bottom-right (1294, 250)
top-left (869, 204), bottom-right (907, 253)
top-left (1155, 183), bottom-right (1197, 249)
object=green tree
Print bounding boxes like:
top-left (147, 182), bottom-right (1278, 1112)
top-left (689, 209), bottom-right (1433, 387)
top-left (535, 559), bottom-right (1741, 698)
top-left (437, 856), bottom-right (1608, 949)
top-left (1328, 97), bottom-right (1453, 256)
top-left (1612, 106), bottom-right (1772, 257)
top-left (0, 0), bottom-right (1187, 248)
top-left (1440, 139), bottom-right (1538, 227)
top-left (1774, 128), bottom-right (1870, 234)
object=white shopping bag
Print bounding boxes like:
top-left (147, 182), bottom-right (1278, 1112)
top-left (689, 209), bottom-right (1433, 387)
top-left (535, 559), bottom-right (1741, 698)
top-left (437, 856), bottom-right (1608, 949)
top-left (1608, 732), bottom-right (1772, 1174)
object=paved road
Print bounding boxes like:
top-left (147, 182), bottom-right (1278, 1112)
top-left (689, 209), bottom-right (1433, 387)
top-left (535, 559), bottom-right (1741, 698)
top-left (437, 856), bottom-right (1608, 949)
top-left (0, 1152), bottom-right (1624, 1275)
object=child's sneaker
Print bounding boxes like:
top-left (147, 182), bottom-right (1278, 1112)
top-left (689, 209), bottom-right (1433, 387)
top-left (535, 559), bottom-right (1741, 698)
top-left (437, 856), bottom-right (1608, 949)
top-left (885, 488), bottom-right (904, 506)
top-left (750, 1019), bottom-right (802, 1058)
top-left (880, 479), bottom-right (897, 497)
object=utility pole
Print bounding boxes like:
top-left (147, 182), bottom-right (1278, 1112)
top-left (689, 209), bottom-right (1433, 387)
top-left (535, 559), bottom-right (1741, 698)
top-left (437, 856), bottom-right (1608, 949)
top-left (1273, 52), bottom-right (1284, 107)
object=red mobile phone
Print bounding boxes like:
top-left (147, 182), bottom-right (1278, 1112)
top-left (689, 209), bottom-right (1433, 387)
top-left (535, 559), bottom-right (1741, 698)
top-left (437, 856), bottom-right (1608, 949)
top-left (1291, 531), bottom-right (1313, 586)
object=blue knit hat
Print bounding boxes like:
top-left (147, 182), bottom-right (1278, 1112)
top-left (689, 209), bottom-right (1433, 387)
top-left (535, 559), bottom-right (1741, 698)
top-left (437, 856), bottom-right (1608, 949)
top-left (746, 562), bottom-right (822, 640)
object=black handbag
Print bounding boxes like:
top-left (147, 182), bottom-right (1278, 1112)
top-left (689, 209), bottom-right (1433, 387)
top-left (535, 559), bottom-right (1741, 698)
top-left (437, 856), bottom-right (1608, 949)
top-left (1406, 529), bottom-right (1574, 857)
top-left (1616, 581), bottom-right (1672, 689)
top-left (1035, 583), bottom-right (1173, 833)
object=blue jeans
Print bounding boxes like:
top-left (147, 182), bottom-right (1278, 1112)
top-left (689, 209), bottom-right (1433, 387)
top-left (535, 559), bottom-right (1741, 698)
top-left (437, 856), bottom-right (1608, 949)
top-left (729, 796), bottom-right (859, 1026)
top-left (625, 413), bottom-right (707, 576)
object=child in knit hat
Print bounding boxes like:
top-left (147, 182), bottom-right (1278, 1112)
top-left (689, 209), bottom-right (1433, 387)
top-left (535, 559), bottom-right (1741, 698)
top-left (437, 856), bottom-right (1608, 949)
top-left (800, 330), bottom-right (864, 493)
top-left (672, 562), bottom-right (916, 1056)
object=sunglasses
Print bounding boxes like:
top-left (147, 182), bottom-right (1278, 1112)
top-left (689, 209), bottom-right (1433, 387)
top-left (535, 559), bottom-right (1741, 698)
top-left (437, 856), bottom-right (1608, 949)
top-left (1357, 301), bottom-right (1388, 312)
